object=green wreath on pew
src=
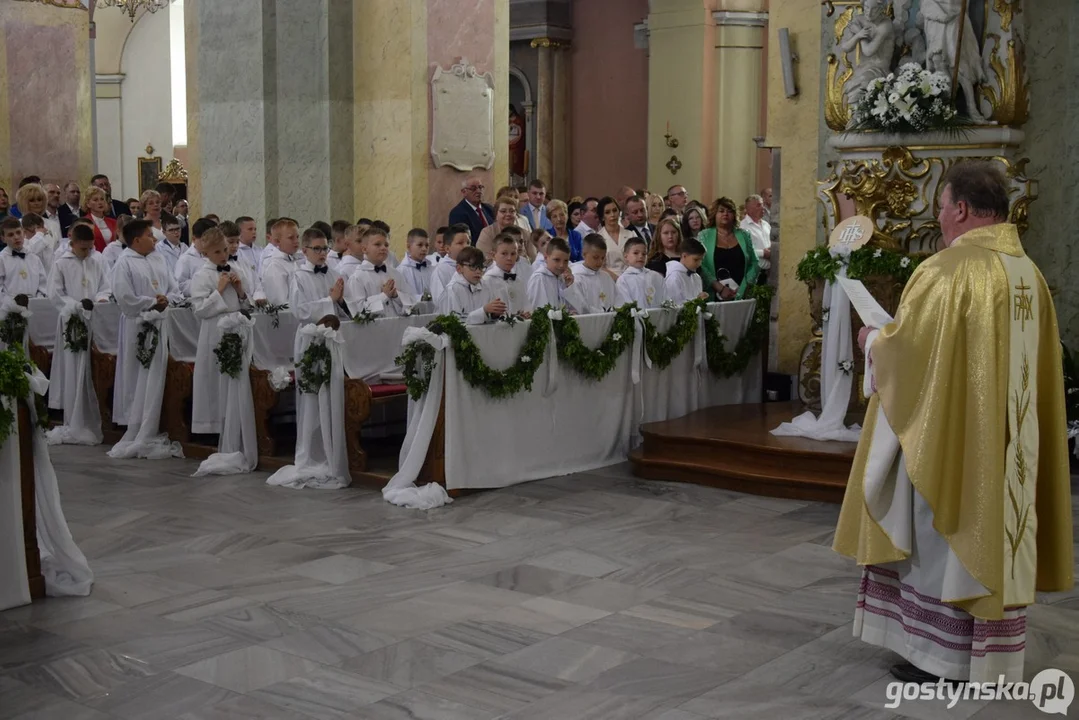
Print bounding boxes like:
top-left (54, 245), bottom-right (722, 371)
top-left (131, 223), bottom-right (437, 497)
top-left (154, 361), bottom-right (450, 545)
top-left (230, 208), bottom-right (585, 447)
top-left (0, 346), bottom-right (49, 446)
top-left (641, 298), bottom-right (709, 370)
top-left (297, 340), bottom-right (332, 394)
top-left (135, 322), bottom-right (160, 369)
top-left (63, 314), bottom-right (90, 353)
top-left (398, 342), bottom-right (437, 401)
top-left (552, 304), bottom-right (636, 381)
top-left (0, 313), bottom-right (28, 348)
top-left (703, 284), bottom-right (774, 378)
top-left (213, 332), bottom-right (245, 379)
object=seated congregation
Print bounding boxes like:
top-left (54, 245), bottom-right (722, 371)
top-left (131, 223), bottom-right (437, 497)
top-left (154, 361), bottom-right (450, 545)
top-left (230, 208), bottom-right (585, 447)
top-left (0, 179), bottom-right (768, 497)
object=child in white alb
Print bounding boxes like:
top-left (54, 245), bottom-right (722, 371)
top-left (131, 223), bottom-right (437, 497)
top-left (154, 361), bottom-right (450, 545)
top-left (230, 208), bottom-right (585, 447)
top-left (334, 225), bottom-right (366, 280)
top-left (530, 230), bottom-right (551, 275)
top-left (189, 228), bottom-right (252, 435)
top-left (222, 224), bottom-right (265, 304)
top-left (290, 227), bottom-right (350, 322)
top-left (428, 224), bottom-right (470, 303)
top-left (569, 234), bottom-right (620, 314)
top-left (438, 246), bottom-right (504, 325)
top-left (665, 238), bottom-right (710, 305)
top-left (616, 236), bottom-right (667, 309)
top-left (526, 237), bottom-right (575, 310)
top-left (21, 214), bottom-right (54, 277)
top-left (0, 217), bottom-right (47, 302)
top-left (396, 228), bottom-right (433, 299)
top-left (345, 227), bottom-right (417, 318)
top-left (429, 226), bottom-right (448, 265)
top-left (484, 234), bottom-right (531, 316)
top-left (327, 220), bottom-right (350, 270)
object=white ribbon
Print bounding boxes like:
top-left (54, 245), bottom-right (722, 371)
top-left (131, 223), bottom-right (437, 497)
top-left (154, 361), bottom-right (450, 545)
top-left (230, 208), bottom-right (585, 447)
top-left (217, 312), bottom-right (256, 334)
top-left (300, 323), bottom-right (343, 344)
top-left (547, 308), bottom-right (563, 321)
top-left (269, 366), bottom-right (293, 391)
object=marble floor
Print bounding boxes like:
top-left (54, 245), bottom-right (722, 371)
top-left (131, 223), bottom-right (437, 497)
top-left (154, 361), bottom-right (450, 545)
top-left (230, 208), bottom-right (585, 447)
top-left (2, 446), bottom-right (1077, 720)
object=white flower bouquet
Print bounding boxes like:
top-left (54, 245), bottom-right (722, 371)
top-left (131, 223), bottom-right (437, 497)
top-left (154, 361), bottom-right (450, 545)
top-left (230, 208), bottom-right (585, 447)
top-left (851, 63), bottom-right (959, 133)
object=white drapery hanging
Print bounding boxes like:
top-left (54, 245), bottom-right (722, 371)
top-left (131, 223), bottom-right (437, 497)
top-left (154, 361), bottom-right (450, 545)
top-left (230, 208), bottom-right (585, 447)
top-left (46, 300), bottom-right (102, 446)
top-left (771, 261), bottom-right (861, 442)
top-left (0, 365), bottom-right (92, 611)
top-left (266, 324), bottom-right (350, 490)
top-left (194, 313), bottom-right (258, 476)
top-left (108, 311), bottom-right (183, 459)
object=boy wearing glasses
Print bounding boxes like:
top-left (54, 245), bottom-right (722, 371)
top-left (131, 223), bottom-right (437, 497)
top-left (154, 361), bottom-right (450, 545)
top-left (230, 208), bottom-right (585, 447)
top-left (290, 227), bottom-right (349, 322)
top-left (439, 246), bottom-right (505, 324)
top-left (156, 213), bottom-right (187, 274)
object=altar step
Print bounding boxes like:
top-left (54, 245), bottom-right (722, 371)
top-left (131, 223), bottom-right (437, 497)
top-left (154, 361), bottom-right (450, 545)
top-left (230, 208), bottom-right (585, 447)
top-left (629, 402), bottom-right (856, 503)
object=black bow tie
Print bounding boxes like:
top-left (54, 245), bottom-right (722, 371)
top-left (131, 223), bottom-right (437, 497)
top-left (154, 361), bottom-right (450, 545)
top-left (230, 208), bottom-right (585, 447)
top-left (414, 260), bottom-right (427, 269)
top-left (11, 250), bottom-right (25, 259)
top-left (503, 272), bottom-right (517, 281)
top-left (228, 255), bottom-right (238, 262)
top-left (313, 265), bottom-right (328, 274)
top-left (467, 283), bottom-right (482, 294)
top-left (373, 264), bottom-right (387, 273)
top-left (216, 264), bottom-right (231, 273)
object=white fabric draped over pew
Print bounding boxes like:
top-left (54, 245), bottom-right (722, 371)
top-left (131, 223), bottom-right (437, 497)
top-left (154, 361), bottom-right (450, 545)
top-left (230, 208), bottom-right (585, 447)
top-left (388, 299), bottom-right (763, 504)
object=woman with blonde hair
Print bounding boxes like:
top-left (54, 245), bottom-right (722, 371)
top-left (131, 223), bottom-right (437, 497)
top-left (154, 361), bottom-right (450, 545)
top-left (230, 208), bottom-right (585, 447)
top-left (82, 186), bottom-right (117, 253)
top-left (646, 192), bottom-right (666, 226)
top-left (545, 198), bottom-right (582, 262)
top-left (645, 217), bottom-right (683, 276)
top-left (697, 196), bottom-right (759, 300)
top-left (140, 189), bottom-right (166, 242)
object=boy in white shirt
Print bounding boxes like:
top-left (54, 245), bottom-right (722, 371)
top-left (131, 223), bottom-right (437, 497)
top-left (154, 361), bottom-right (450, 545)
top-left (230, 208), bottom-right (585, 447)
top-left (530, 229), bottom-right (550, 274)
top-left (333, 224), bottom-right (365, 280)
top-left (438, 246), bottom-right (505, 325)
top-left (617, 236), bottom-right (667, 309)
top-left (484, 234), bottom-right (531, 316)
top-left (155, 213), bottom-right (187, 274)
top-left (223, 223), bottom-right (265, 304)
top-left (665, 238), bottom-right (710, 305)
top-left (428, 223), bottom-right (470, 303)
top-left (100, 215), bottom-right (132, 271)
top-left (500, 225), bottom-right (532, 285)
top-left (175, 217), bottom-right (220, 296)
top-left (190, 228), bottom-right (251, 434)
top-left (345, 226), bottom-right (417, 318)
top-left (290, 227), bottom-right (350, 322)
top-left (396, 228), bottom-right (433, 299)
top-left (328, 220), bottom-right (350, 270)
top-left (21, 213), bottom-right (54, 277)
top-left (526, 236), bottom-right (575, 311)
top-left (0, 216), bottom-right (47, 301)
top-left (429, 226), bottom-right (448, 264)
top-left (260, 218), bottom-right (302, 305)
top-left (47, 223), bottom-right (113, 304)
top-left (569, 234), bottom-right (620, 314)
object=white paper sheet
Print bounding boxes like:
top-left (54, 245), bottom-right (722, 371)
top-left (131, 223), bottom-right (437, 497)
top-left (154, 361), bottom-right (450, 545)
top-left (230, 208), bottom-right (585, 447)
top-left (836, 276), bottom-right (894, 328)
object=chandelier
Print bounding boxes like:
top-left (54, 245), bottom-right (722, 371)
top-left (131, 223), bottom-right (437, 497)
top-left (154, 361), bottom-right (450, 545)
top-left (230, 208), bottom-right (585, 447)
top-left (96, 0), bottom-right (173, 21)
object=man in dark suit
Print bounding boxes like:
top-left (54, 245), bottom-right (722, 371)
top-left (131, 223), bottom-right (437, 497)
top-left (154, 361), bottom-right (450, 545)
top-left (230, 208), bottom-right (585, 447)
top-left (58, 181), bottom-right (82, 237)
top-left (90, 174), bottom-right (129, 219)
top-left (623, 194), bottom-right (656, 250)
top-left (448, 174), bottom-right (494, 245)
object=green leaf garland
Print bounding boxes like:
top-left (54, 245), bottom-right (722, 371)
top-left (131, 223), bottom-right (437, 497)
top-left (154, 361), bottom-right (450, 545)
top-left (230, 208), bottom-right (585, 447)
top-left (435, 310), bottom-right (551, 399)
top-left (397, 341), bottom-right (437, 401)
top-left (0, 345), bottom-right (48, 444)
top-left (796, 245), bottom-right (925, 284)
top-left (641, 298), bottom-right (708, 370)
top-left (63, 313), bottom-right (90, 353)
top-left (0, 313), bottom-right (28, 348)
top-left (552, 304), bottom-right (636, 381)
top-left (703, 284), bottom-right (774, 378)
top-left (297, 339), bottom-right (332, 394)
top-left (213, 332), bottom-right (245, 379)
top-left (135, 322), bottom-right (160, 369)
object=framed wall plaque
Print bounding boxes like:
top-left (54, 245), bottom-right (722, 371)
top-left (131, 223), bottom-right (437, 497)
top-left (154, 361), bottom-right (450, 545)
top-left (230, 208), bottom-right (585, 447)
top-left (430, 60), bottom-right (495, 171)
top-left (138, 156), bottom-right (162, 196)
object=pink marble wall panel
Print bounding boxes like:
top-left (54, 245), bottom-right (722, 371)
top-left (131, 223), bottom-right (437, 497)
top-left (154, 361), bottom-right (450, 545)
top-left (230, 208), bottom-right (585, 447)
top-left (427, 0), bottom-right (496, 232)
top-left (6, 22), bottom-right (80, 185)
top-left (569, 0), bottom-right (649, 197)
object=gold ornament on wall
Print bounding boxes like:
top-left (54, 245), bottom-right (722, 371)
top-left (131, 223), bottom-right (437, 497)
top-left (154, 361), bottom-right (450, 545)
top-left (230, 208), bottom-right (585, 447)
top-left (823, 2), bottom-right (860, 132)
top-left (980, 35), bottom-right (1030, 127)
top-left (992, 0), bottom-right (1021, 32)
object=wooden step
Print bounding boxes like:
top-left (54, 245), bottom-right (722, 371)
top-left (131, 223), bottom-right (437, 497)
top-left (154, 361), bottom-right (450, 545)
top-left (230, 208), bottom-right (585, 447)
top-left (631, 402), bottom-right (858, 503)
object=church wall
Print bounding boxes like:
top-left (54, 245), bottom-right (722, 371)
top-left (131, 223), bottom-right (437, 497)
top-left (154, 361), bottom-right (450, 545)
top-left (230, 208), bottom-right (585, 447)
top-left (1021, 1), bottom-right (1079, 346)
top-left (0, 2), bottom-right (92, 191)
top-left (569, 0), bottom-right (649, 197)
top-left (118, 7), bottom-right (174, 201)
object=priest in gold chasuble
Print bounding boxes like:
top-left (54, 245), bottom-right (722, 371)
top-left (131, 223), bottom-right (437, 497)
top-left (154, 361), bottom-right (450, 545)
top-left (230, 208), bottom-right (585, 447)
top-left (833, 162), bottom-right (1074, 684)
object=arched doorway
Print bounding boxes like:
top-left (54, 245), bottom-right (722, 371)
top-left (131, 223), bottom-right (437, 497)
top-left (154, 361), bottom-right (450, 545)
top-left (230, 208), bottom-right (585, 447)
top-left (509, 66), bottom-right (534, 187)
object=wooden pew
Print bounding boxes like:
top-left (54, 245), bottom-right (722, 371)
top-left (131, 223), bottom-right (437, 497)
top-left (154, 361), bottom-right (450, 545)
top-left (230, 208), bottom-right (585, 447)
top-left (18, 401), bottom-right (45, 600)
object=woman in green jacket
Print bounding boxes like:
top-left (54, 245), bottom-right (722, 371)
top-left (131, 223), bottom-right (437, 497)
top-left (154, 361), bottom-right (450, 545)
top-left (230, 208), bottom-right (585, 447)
top-left (697, 196), bottom-right (760, 300)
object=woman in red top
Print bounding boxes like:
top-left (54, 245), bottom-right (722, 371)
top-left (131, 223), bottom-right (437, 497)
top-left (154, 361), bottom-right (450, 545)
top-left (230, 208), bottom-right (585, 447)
top-left (83, 186), bottom-right (117, 252)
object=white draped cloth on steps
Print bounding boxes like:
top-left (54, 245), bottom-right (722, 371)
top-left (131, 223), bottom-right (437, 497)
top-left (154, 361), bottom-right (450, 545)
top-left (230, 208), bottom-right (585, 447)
top-left (266, 323), bottom-right (350, 490)
top-left (194, 313), bottom-right (259, 476)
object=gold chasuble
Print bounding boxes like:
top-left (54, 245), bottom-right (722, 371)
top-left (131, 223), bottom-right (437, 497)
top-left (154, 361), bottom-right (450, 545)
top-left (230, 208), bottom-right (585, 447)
top-left (834, 223), bottom-right (1073, 621)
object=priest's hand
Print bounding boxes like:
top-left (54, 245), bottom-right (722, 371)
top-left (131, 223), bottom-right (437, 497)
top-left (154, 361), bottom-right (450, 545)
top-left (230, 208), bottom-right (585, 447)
top-left (858, 326), bottom-right (876, 353)
top-left (217, 274), bottom-right (232, 293)
top-left (329, 277), bottom-right (344, 302)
